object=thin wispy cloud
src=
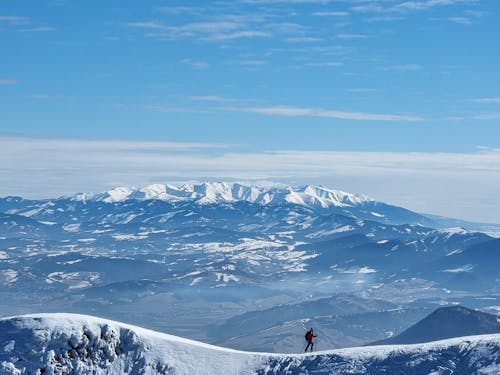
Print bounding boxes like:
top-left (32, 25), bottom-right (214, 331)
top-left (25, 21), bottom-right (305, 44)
top-left (127, 21), bottom-right (167, 30)
top-left (447, 16), bottom-right (472, 24)
top-left (0, 79), bottom-right (19, 85)
top-left (392, 0), bottom-right (477, 12)
top-left (32, 94), bottom-right (69, 100)
top-left (304, 61), bottom-right (344, 67)
top-left (473, 98), bottom-right (500, 104)
top-left (464, 9), bottom-right (485, 18)
top-left (157, 6), bottom-right (204, 15)
top-left (0, 15), bottom-right (29, 25)
top-left (232, 105), bottom-right (423, 121)
top-left (126, 5), bottom-right (322, 44)
top-left (0, 15), bottom-right (54, 32)
top-left (337, 33), bottom-right (367, 40)
top-left (353, 0), bottom-right (478, 14)
top-left (48, 0), bottom-right (69, 5)
top-left (206, 30), bottom-right (270, 41)
top-left (180, 59), bottom-right (211, 70)
top-left (18, 26), bottom-right (55, 33)
top-left (313, 45), bottom-right (352, 56)
top-left (364, 15), bottom-right (405, 22)
top-left (189, 95), bottom-right (238, 103)
top-left (351, 4), bottom-right (385, 14)
top-left (104, 36), bottom-right (120, 42)
top-left (312, 11), bottom-right (349, 17)
top-left (242, 0), bottom-right (334, 3)
top-left (472, 113), bottom-right (500, 120)
top-left (128, 19), bottom-right (270, 41)
top-left (348, 88), bottom-right (378, 93)
top-left (286, 37), bottom-right (322, 43)
top-left (431, 14), bottom-right (477, 24)
top-left (384, 63), bottom-right (423, 72)
top-left (229, 59), bottom-right (268, 66)
top-left (145, 99), bottom-right (421, 122)
top-left (181, 20), bottom-right (241, 35)
top-left (143, 105), bottom-right (210, 114)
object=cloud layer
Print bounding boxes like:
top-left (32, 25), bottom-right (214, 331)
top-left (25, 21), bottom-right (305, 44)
top-left (232, 105), bottom-right (423, 121)
top-left (2, 135), bottom-right (499, 223)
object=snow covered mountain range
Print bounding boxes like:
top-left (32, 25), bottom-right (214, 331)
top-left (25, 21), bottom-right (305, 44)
top-left (1, 182), bottom-right (500, 352)
top-left (65, 182), bottom-right (436, 226)
top-left (2, 313), bottom-right (500, 375)
top-left (78, 183), bottom-right (374, 207)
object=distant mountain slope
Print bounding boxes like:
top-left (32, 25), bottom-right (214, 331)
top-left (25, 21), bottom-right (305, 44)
top-left (372, 305), bottom-right (500, 345)
top-left (425, 213), bottom-right (500, 237)
top-left (211, 296), bottom-right (431, 352)
top-left (1, 314), bottom-right (500, 375)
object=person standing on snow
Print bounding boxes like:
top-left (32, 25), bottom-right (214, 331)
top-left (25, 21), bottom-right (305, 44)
top-left (304, 328), bottom-right (316, 352)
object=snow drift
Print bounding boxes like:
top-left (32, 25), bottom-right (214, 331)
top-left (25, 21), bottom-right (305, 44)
top-left (1, 313), bottom-right (500, 374)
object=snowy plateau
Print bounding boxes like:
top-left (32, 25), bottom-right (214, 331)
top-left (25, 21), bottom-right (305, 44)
top-left (1, 182), bottom-right (500, 373)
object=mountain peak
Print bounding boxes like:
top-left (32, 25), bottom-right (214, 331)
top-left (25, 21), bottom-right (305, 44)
top-left (97, 186), bottom-right (134, 203)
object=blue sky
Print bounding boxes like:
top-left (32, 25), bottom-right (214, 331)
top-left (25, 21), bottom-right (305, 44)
top-left (1, 0), bottom-right (500, 222)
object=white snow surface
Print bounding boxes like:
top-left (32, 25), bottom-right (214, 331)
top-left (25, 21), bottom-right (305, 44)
top-left (2, 313), bottom-right (500, 375)
top-left (438, 227), bottom-right (471, 237)
top-left (74, 182), bottom-right (373, 209)
top-left (97, 186), bottom-right (135, 203)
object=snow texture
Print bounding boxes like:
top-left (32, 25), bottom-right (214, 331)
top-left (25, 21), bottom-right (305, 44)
top-left (1, 313), bottom-right (500, 375)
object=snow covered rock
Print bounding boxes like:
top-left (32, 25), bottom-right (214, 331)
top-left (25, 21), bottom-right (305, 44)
top-left (0, 314), bottom-right (264, 375)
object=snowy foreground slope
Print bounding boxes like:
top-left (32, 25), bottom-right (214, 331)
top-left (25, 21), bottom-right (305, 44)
top-left (1, 314), bottom-right (500, 375)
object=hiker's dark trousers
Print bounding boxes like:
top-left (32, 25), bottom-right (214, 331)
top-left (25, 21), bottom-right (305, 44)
top-left (305, 340), bottom-right (313, 352)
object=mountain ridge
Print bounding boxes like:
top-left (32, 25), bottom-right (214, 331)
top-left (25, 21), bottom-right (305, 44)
top-left (73, 182), bottom-right (375, 208)
top-left (6, 182), bottom-right (499, 233)
top-left (372, 305), bottom-right (500, 346)
top-left (2, 181), bottom-right (438, 229)
top-left (1, 313), bottom-right (500, 375)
